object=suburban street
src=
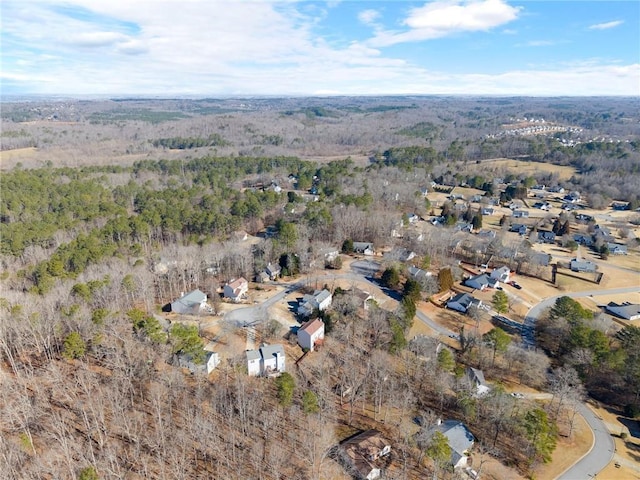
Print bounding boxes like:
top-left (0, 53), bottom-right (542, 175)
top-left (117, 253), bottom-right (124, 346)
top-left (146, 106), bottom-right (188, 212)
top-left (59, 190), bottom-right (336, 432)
top-left (221, 259), bottom-right (637, 480)
top-left (556, 402), bottom-right (616, 480)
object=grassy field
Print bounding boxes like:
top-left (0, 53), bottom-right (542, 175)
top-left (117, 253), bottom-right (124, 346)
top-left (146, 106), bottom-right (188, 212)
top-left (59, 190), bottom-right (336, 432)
top-left (483, 158), bottom-right (578, 180)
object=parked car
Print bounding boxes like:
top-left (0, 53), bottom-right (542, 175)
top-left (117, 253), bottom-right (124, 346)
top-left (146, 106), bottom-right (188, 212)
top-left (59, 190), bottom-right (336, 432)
top-left (510, 392), bottom-right (525, 399)
top-left (509, 281), bottom-right (522, 290)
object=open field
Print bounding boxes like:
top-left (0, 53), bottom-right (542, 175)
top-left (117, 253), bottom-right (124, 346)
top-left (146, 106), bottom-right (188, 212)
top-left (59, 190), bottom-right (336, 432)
top-left (482, 158), bottom-right (578, 180)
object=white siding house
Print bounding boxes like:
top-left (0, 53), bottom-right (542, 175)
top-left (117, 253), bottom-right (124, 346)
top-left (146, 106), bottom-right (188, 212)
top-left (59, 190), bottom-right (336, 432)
top-left (246, 344), bottom-right (286, 377)
top-left (490, 266), bottom-right (511, 283)
top-left (297, 318), bottom-right (325, 351)
top-left (298, 289), bottom-right (332, 317)
top-left (171, 289), bottom-right (208, 315)
top-left (224, 277), bottom-right (249, 302)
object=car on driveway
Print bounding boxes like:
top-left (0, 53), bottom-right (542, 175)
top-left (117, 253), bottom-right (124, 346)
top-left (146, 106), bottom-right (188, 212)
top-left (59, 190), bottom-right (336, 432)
top-left (509, 281), bottom-right (522, 290)
top-left (511, 392), bottom-right (525, 399)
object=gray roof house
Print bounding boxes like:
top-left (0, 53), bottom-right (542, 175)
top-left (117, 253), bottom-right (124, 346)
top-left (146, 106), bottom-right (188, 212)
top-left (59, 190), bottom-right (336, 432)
top-left (509, 224), bottom-right (527, 235)
top-left (447, 293), bottom-right (481, 314)
top-left (513, 210), bottom-right (529, 218)
top-left (246, 344), bottom-right (286, 377)
top-left (607, 243), bottom-right (628, 255)
top-left (537, 231), bottom-right (556, 244)
top-left (464, 274), bottom-right (494, 291)
top-left (570, 258), bottom-right (597, 273)
top-left (425, 420), bottom-right (475, 469)
top-left (298, 289), bottom-right (332, 317)
top-left (605, 302), bottom-right (640, 321)
top-left (408, 266), bottom-right (432, 283)
top-left (170, 289), bottom-right (208, 315)
top-left (466, 367), bottom-right (490, 396)
top-left (353, 242), bottom-right (375, 256)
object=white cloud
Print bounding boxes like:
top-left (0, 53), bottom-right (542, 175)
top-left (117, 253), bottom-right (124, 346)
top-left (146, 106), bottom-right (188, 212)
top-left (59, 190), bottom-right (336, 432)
top-left (358, 9), bottom-right (380, 26)
top-left (523, 40), bottom-right (555, 47)
top-left (368, 0), bottom-right (521, 47)
top-left (588, 20), bottom-right (623, 30)
top-left (1, 0), bottom-right (637, 96)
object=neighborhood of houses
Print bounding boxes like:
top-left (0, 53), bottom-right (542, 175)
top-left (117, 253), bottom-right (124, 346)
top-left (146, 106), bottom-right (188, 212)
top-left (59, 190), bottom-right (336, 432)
top-left (149, 176), bottom-right (638, 480)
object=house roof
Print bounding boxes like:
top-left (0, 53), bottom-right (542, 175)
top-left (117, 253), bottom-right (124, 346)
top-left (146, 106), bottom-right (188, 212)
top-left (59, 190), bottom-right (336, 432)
top-left (265, 263), bottom-right (280, 275)
top-left (353, 242), bottom-right (374, 251)
top-left (467, 367), bottom-right (487, 387)
top-left (429, 421), bottom-right (475, 459)
top-left (260, 344), bottom-right (285, 361)
top-left (448, 293), bottom-right (476, 309)
top-left (605, 302), bottom-right (640, 320)
top-left (492, 266), bottom-right (510, 275)
top-left (299, 318), bottom-right (324, 336)
top-left (174, 289), bottom-right (207, 307)
top-left (352, 288), bottom-right (373, 302)
top-left (246, 349), bottom-right (261, 362)
top-left (466, 274), bottom-right (490, 286)
top-left (314, 289), bottom-right (332, 304)
top-left (228, 277), bottom-right (248, 289)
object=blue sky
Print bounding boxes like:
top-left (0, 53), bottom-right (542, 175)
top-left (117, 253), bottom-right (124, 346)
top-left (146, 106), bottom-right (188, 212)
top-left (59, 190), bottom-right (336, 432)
top-left (1, 0), bottom-right (638, 96)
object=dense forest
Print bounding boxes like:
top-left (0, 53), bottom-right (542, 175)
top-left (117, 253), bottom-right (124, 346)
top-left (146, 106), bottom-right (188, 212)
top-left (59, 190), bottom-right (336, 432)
top-left (1, 96), bottom-right (639, 479)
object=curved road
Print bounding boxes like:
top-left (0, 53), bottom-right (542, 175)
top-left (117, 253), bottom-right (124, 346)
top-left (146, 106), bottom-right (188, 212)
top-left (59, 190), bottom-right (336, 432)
top-left (222, 261), bottom-right (636, 479)
top-left (525, 285), bottom-right (640, 480)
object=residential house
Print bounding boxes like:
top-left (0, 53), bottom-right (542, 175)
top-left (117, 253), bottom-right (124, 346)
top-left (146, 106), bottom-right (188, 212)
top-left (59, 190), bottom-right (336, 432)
top-left (171, 289), bottom-right (209, 315)
top-left (177, 351), bottom-right (220, 375)
top-left (575, 213), bottom-right (593, 222)
top-left (384, 247), bottom-right (416, 263)
top-left (409, 266), bottom-right (432, 283)
top-left (549, 186), bottom-right (565, 194)
top-left (477, 229), bottom-right (496, 239)
top-left (607, 243), bottom-right (628, 255)
top-left (612, 202), bottom-right (630, 211)
top-left (537, 231), bottom-right (556, 244)
top-left (480, 207), bottom-right (494, 216)
top-left (447, 293), bottom-right (482, 314)
top-left (246, 344), bottom-right (286, 377)
top-left (570, 259), bottom-right (597, 273)
top-left (470, 194), bottom-right (483, 203)
top-left (563, 192), bottom-right (581, 203)
top-left (298, 289), bottom-right (332, 317)
top-left (509, 224), bottom-right (527, 236)
top-left (352, 288), bottom-right (375, 310)
top-left (338, 430), bottom-right (391, 480)
top-left (255, 271), bottom-right (270, 283)
top-left (533, 201), bottom-right (551, 211)
top-left (455, 222), bottom-right (473, 233)
top-left (573, 233), bottom-right (594, 247)
top-left (297, 318), bottom-right (325, 351)
top-left (318, 247), bottom-right (340, 264)
top-left (224, 277), bottom-right (249, 302)
top-left (594, 226), bottom-right (615, 243)
top-left (464, 274), bottom-right (492, 291)
top-left (513, 210), bottom-right (529, 218)
top-left (490, 266), bottom-right (511, 283)
top-left (353, 242), bottom-right (375, 256)
top-left (265, 263), bottom-right (281, 279)
top-left (605, 302), bottom-right (640, 321)
top-left (466, 367), bottom-right (491, 396)
top-left (425, 420), bottom-right (475, 469)
top-left (419, 187), bottom-right (429, 197)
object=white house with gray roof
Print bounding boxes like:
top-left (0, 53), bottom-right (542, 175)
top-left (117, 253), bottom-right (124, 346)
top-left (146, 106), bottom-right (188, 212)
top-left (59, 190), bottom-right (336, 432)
top-left (298, 289), bottom-right (332, 317)
top-left (605, 302), bottom-right (640, 321)
top-left (246, 344), bottom-right (286, 377)
top-left (171, 289), bottom-right (208, 315)
top-left (426, 420), bottom-right (475, 468)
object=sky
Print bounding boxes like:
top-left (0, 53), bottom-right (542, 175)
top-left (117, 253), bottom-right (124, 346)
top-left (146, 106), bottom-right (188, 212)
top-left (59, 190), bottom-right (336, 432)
top-left (1, 0), bottom-right (639, 97)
